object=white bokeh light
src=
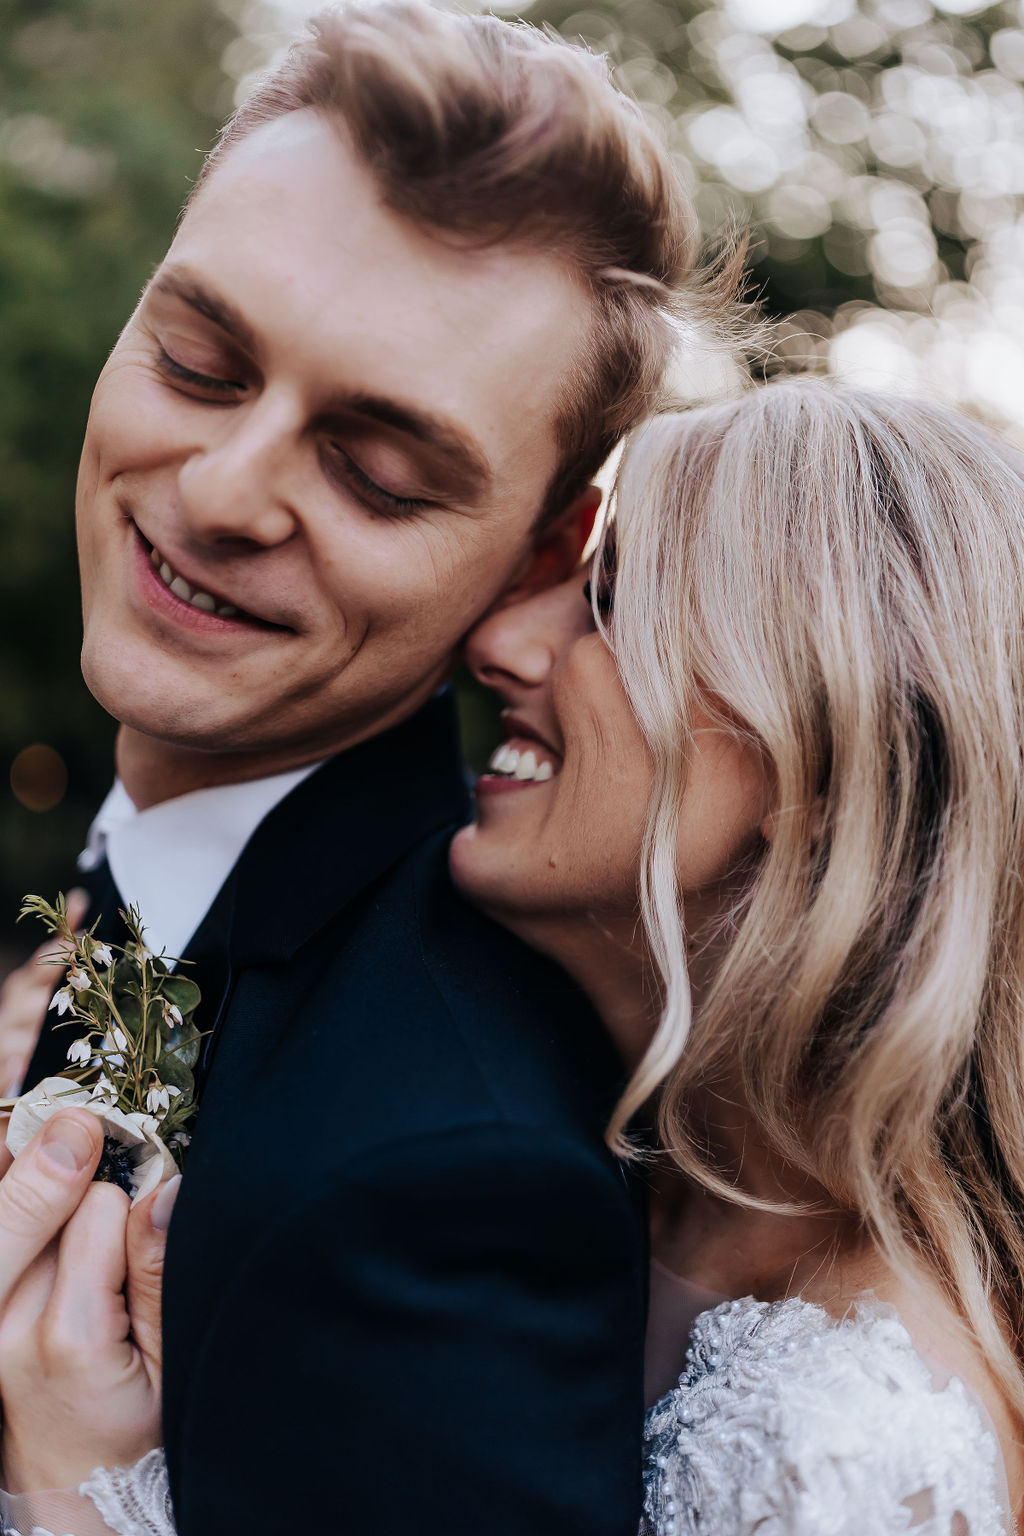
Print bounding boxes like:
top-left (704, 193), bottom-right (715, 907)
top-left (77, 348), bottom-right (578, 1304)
top-left (725, 0), bottom-right (854, 35)
top-left (225, 0), bottom-right (1024, 444)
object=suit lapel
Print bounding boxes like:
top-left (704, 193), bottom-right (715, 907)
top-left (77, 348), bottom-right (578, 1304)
top-left (226, 690), bottom-right (469, 968)
top-left (161, 692), bottom-right (468, 1466)
top-left (183, 691), bottom-right (468, 1088)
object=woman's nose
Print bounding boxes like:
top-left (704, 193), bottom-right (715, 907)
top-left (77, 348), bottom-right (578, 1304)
top-left (466, 575), bottom-right (592, 697)
top-left (177, 398), bottom-right (299, 548)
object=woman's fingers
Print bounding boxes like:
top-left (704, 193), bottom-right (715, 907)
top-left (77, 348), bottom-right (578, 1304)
top-left (0, 1243), bottom-right (60, 1351)
top-left (45, 1182), bottom-right (131, 1364)
top-left (0, 1177), bottom-right (163, 1495)
top-left (126, 1174), bottom-right (179, 1384)
top-left (0, 1110), bottom-right (103, 1300)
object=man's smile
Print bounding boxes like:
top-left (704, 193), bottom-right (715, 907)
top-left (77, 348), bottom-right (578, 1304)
top-left (130, 523), bottom-right (293, 633)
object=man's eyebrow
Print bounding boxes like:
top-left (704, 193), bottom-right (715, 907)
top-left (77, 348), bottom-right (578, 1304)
top-left (149, 267), bottom-right (258, 353)
top-left (149, 266), bottom-right (493, 495)
top-left (339, 393), bottom-right (493, 496)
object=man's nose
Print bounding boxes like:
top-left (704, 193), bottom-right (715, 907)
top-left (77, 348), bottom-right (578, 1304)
top-left (466, 579), bottom-right (586, 696)
top-left (177, 398), bottom-right (299, 547)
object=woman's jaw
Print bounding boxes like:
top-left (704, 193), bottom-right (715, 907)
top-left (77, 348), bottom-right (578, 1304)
top-left (450, 567), bottom-right (774, 1070)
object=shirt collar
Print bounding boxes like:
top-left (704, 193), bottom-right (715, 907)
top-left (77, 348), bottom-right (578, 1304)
top-left (79, 763), bottom-right (323, 961)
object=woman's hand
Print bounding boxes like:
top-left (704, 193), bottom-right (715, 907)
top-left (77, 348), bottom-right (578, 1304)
top-left (0, 1109), bottom-right (179, 1491)
top-left (0, 890), bottom-right (89, 1094)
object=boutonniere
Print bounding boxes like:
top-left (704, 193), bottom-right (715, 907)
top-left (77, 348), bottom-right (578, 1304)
top-left (2, 893), bottom-right (203, 1200)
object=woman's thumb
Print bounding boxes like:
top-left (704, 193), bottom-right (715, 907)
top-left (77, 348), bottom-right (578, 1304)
top-left (125, 1174), bottom-right (179, 1383)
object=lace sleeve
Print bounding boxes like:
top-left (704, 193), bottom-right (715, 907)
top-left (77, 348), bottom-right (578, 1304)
top-left (642, 1297), bottom-right (1010, 1536)
top-left (0, 1450), bottom-right (174, 1536)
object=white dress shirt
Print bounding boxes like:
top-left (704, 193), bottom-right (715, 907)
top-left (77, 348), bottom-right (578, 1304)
top-left (78, 763), bottom-right (323, 960)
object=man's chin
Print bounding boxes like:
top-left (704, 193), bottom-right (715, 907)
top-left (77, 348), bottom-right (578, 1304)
top-left (81, 648), bottom-right (246, 753)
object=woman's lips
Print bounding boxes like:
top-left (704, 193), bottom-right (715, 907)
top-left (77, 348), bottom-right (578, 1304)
top-left (477, 722), bottom-right (562, 792)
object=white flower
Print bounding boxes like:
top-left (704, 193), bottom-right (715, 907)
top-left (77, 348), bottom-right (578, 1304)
top-left (65, 1038), bottom-right (92, 1066)
top-left (91, 1075), bottom-right (117, 1105)
top-left (169, 1130), bottom-right (191, 1150)
top-left (111, 1027), bottom-right (128, 1053)
top-left (92, 943), bottom-right (114, 968)
top-left (146, 1084), bottom-right (170, 1116)
top-left (48, 988), bottom-right (73, 1016)
top-left (6, 1078), bottom-right (177, 1202)
top-left (67, 970), bottom-right (90, 993)
top-left (144, 1083), bottom-right (180, 1116)
top-left (101, 1031), bottom-right (125, 1070)
top-left (163, 1003), bottom-right (183, 1028)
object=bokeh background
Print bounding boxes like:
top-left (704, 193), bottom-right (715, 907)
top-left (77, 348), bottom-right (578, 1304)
top-left (2, 0), bottom-right (1024, 962)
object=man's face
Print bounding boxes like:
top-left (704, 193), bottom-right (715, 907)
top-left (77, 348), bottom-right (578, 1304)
top-left (76, 110), bottom-right (592, 768)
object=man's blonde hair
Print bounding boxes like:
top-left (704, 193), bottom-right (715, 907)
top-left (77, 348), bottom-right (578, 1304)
top-left (608, 377), bottom-right (1024, 1418)
top-left (196, 1), bottom-right (739, 527)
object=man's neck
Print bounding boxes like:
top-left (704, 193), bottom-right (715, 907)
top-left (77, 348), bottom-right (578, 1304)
top-left (115, 727), bottom-right (331, 810)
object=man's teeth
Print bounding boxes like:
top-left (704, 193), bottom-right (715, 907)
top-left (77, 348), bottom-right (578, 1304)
top-left (487, 744), bottom-right (555, 783)
top-left (150, 546), bottom-right (238, 618)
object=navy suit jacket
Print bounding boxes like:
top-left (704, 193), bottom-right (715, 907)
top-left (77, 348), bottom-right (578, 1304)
top-left (27, 692), bottom-right (647, 1534)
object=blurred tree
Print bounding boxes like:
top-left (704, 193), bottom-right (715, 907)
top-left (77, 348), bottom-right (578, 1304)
top-left (519, 0), bottom-right (1024, 415)
top-left (5, 0), bottom-right (1024, 960)
top-left (0, 0), bottom-right (237, 956)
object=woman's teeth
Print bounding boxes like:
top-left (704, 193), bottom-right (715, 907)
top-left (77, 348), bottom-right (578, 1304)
top-left (487, 744), bottom-right (555, 783)
top-left (149, 546), bottom-right (239, 619)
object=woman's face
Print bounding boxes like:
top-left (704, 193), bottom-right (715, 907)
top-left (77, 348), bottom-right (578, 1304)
top-left (449, 557), bottom-right (774, 955)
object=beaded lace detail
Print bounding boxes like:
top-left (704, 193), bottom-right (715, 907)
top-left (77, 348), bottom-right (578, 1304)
top-left (642, 1296), bottom-right (1008, 1536)
top-left (79, 1450), bottom-right (173, 1536)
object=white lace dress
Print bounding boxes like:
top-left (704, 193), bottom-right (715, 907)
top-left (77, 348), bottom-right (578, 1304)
top-left (642, 1295), bottom-right (1015, 1536)
top-left (2, 1296), bottom-right (1014, 1534)
top-left (0, 1451), bottom-right (172, 1536)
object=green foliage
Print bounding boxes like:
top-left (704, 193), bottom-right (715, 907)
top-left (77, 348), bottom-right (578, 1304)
top-left (4, 0), bottom-right (1023, 955)
top-left (0, 0), bottom-right (237, 954)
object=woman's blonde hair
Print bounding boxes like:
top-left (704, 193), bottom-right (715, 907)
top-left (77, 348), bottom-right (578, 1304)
top-left (608, 377), bottom-right (1024, 1415)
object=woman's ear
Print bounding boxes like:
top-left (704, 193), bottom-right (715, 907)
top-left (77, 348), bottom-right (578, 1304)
top-left (498, 485), bottom-right (602, 606)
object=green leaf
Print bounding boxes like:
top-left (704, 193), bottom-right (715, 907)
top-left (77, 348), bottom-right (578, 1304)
top-left (161, 975), bottom-right (201, 1015)
top-left (162, 1018), bottom-right (200, 1069)
top-left (114, 991), bottom-right (142, 1035)
top-left (156, 1045), bottom-right (194, 1106)
top-left (110, 958), bottom-right (138, 992)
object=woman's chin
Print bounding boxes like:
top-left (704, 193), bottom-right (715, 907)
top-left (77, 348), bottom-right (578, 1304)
top-left (448, 820), bottom-right (504, 909)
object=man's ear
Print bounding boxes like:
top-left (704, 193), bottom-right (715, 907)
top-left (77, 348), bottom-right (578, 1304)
top-left (501, 485), bottom-right (602, 605)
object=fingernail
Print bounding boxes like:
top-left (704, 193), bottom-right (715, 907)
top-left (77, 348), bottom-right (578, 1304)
top-left (40, 1115), bottom-right (96, 1173)
top-left (151, 1174), bottom-right (181, 1231)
